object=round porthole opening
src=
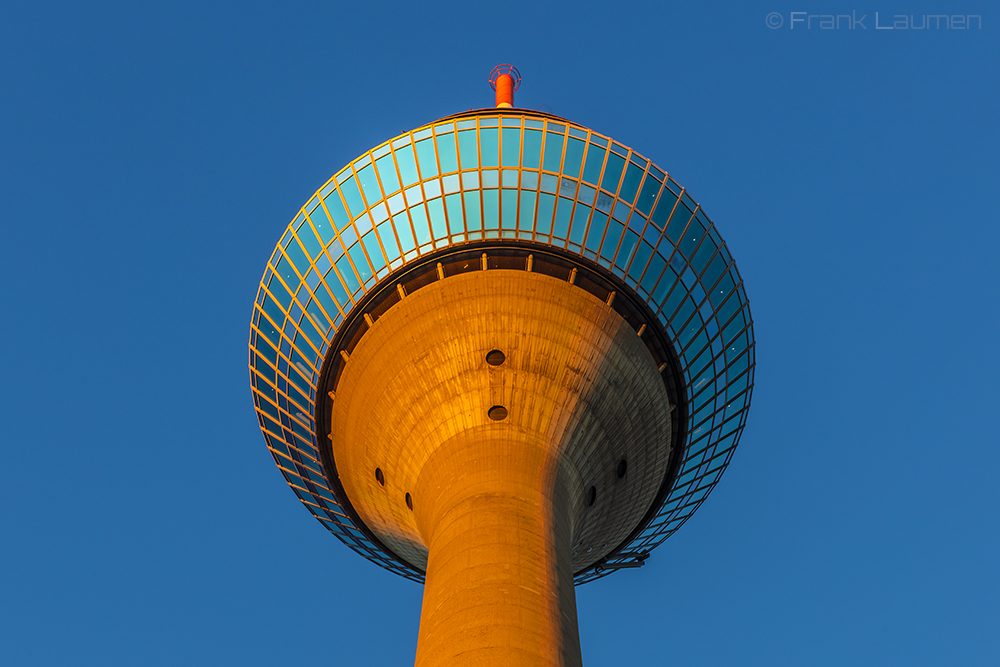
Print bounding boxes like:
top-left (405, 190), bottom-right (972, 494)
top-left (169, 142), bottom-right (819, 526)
top-left (486, 349), bottom-right (506, 366)
top-left (405, 492), bottom-right (413, 510)
top-left (587, 486), bottom-right (597, 507)
top-left (617, 459), bottom-right (628, 478)
top-left (488, 405), bottom-right (508, 421)
top-left (374, 468), bottom-right (385, 486)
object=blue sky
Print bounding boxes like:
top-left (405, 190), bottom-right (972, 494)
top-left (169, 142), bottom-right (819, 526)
top-left (1, 2), bottom-right (997, 665)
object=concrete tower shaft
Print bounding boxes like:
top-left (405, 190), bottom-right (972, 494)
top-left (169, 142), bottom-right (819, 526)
top-left (329, 269), bottom-right (672, 666)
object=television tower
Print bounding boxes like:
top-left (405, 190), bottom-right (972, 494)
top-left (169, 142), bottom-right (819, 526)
top-left (249, 65), bottom-right (754, 666)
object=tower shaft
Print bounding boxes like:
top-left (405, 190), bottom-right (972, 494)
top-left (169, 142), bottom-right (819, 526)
top-left (328, 269), bottom-right (672, 665)
top-left (413, 431), bottom-right (581, 667)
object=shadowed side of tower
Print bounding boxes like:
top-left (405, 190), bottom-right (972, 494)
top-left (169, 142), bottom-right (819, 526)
top-left (330, 271), bottom-right (671, 666)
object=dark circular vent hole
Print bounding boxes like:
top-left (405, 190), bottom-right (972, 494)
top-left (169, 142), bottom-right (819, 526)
top-left (488, 405), bottom-right (508, 421)
top-left (617, 459), bottom-right (628, 478)
top-left (587, 486), bottom-right (597, 506)
top-left (405, 492), bottom-right (413, 510)
top-left (486, 349), bottom-right (506, 366)
top-left (374, 468), bottom-right (385, 486)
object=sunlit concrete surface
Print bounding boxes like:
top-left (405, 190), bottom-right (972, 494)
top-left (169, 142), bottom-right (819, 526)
top-left (330, 270), bottom-right (671, 666)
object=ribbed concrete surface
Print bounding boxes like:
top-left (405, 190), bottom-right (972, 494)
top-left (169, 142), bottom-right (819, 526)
top-left (329, 269), bottom-right (671, 666)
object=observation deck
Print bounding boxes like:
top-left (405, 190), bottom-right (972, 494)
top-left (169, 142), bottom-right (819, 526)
top-left (249, 105), bottom-right (754, 584)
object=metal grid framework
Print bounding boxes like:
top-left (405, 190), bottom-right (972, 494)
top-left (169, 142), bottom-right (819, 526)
top-left (248, 110), bottom-right (755, 584)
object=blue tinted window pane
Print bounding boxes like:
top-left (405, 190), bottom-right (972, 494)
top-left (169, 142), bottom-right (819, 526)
top-left (445, 193), bottom-right (464, 234)
top-left (666, 204), bottom-right (693, 243)
top-left (519, 190), bottom-right (536, 230)
top-left (651, 190), bottom-right (678, 230)
top-left (395, 145), bottom-right (419, 186)
top-left (306, 295), bottom-right (332, 330)
top-left (563, 138), bottom-right (585, 179)
top-left (681, 191), bottom-right (697, 212)
top-left (601, 219), bottom-right (624, 260)
top-left (582, 146), bottom-right (605, 185)
top-left (335, 255), bottom-right (360, 294)
top-left (612, 200), bottom-right (631, 223)
top-left (256, 312), bottom-right (280, 348)
top-left (536, 193), bottom-right (555, 236)
top-left (309, 204), bottom-right (335, 243)
top-left (284, 239), bottom-right (310, 275)
top-left (501, 189), bottom-right (517, 229)
top-left (716, 287), bottom-right (740, 325)
top-left (695, 210), bottom-right (711, 234)
top-left (570, 204), bottom-right (591, 246)
top-left (338, 224), bottom-right (357, 251)
top-left (615, 229), bottom-right (639, 270)
top-left (628, 241), bottom-right (654, 282)
top-left (724, 318), bottom-right (748, 351)
top-left (323, 270), bottom-right (349, 307)
top-left (619, 164), bottom-right (644, 204)
top-left (552, 197), bottom-right (572, 239)
top-left (340, 178), bottom-right (365, 218)
top-left (377, 223), bottom-right (400, 262)
top-left (672, 297), bottom-right (695, 333)
top-left (262, 289), bottom-right (287, 325)
top-left (357, 165), bottom-right (382, 205)
top-left (635, 176), bottom-right (661, 215)
top-left (522, 130), bottom-right (542, 169)
top-left (348, 243), bottom-right (372, 282)
top-left (410, 205), bottom-right (431, 245)
top-left (540, 173), bottom-right (558, 194)
top-left (463, 191), bottom-right (482, 231)
top-left (435, 133), bottom-right (457, 173)
top-left (298, 224), bottom-right (323, 261)
top-left (394, 212), bottom-right (416, 253)
top-left (458, 130), bottom-right (478, 170)
top-left (601, 152), bottom-right (625, 193)
top-left (701, 253), bottom-right (728, 290)
top-left (480, 128), bottom-right (499, 168)
top-left (652, 268), bottom-right (677, 306)
top-left (298, 314), bottom-right (323, 352)
top-left (415, 139), bottom-right (438, 178)
top-left (628, 211), bottom-right (645, 234)
top-left (691, 235), bottom-right (717, 273)
top-left (314, 285), bottom-right (338, 328)
top-left (502, 128), bottom-right (520, 167)
top-left (375, 155), bottom-right (400, 194)
top-left (324, 193), bottom-right (350, 233)
top-left (543, 132), bottom-right (564, 172)
top-left (483, 190), bottom-right (499, 229)
top-left (595, 191), bottom-right (613, 214)
top-left (710, 271), bottom-right (736, 307)
top-left (640, 252), bottom-right (666, 294)
top-left (584, 211), bottom-right (606, 252)
top-left (427, 198), bottom-right (447, 239)
top-left (679, 217), bottom-right (706, 258)
top-left (363, 232), bottom-right (385, 271)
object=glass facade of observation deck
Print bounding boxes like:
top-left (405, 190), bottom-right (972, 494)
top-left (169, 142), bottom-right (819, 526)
top-left (248, 111), bottom-right (754, 583)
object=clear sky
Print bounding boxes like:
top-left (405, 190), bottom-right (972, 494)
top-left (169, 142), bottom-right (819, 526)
top-left (1, 2), bottom-right (997, 665)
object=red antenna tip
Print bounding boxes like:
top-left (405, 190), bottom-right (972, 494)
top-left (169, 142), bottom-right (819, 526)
top-left (488, 64), bottom-right (521, 109)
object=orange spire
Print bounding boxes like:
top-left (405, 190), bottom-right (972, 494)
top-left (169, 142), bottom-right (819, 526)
top-left (488, 64), bottom-right (521, 109)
